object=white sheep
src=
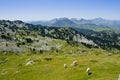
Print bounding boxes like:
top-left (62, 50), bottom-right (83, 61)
top-left (70, 60), bottom-right (78, 67)
top-left (118, 74), bottom-right (120, 80)
top-left (73, 60), bottom-right (77, 66)
top-left (86, 67), bottom-right (90, 73)
top-left (26, 60), bottom-right (34, 66)
top-left (86, 67), bottom-right (92, 75)
top-left (64, 64), bottom-right (67, 68)
top-left (108, 53), bottom-right (112, 56)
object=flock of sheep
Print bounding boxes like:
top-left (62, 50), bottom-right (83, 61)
top-left (25, 60), bottom-right (92, 75)
top-left (64, 60), bottom-right (92, 75)
top-left (63, 53), bottom-right (113, 75)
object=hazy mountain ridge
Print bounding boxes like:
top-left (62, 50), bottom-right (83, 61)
top-left (30, 18), bottom-right (77, 27)
top-left (30, 18), bottom-right (120, 31)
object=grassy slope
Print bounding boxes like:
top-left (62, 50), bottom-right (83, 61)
top-left (0, 40), bottom-right (120, 80)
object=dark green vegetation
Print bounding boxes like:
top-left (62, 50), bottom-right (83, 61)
top-left (0, 20), bottom-right (120, 80)
top-left (0, 20), bottom-right (120, 53)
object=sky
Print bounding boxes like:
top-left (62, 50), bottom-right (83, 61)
top-left (0, 0), bottom-right (120, 21)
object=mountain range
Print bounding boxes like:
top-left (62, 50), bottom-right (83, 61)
top-left (29, 17), bottom-right (120, 31)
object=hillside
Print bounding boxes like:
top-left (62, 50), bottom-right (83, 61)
top-left (0, 20), bottom-right (120, 54)
top-left (0, 20), bottom-right (95, 53)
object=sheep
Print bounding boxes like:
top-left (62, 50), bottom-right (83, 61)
top-left (26, 60), bottom-right (34, 66)
top-left (118, 74), bottom-right (120, 80)
top-left (73, 60), bottom-right (77, 66)
top-left (64, 64), bottom-right (67, 68)
top-left (86, 67), bottom-right (92, 75)
top-left (86, 67), bottom-right (90, 73)
top-left (108, 53), bottom-right (112, 56)
top-left (70, 60), bottom-right (78, 67)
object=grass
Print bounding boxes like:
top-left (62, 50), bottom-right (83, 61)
top-left (0, 40), bottom-right (120, 80)
top-left (0, 52), bottom-right (120, 80)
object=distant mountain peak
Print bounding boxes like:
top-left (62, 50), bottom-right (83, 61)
top-left (13, 20), bottom-right (24, 24)
top-left (80, 18), bottom-right (86, 21)
top-left (51, 17), bottom-right (77, 27)
top-left (93, 17), bottom-right (105, 21)
top-left (71, 18), bottom-right (77, 20)
top-left (29, 17), bottom-right (120, 28)
top-left (59, 17), bottom-right (69, 20)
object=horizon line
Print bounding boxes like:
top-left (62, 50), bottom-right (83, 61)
top-left (0, 17), bottom-right (120, 22)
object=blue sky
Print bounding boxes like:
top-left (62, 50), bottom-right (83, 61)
top-left (0, 0), bottom-right (120, 21)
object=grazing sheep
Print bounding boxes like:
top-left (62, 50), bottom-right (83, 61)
top-left (64, 64), bottom-right (67, 68)
top-left (26, 60), bottom-right (34, 66)
top-left (108, 53), bottom-right (112, 56)
top-left (70, 60), bottom-right (78, 67)
top-left (118, 74), bottom-right (120, 80)
top-left (86, 67), bottom-right (92, 75)
top-left (73, 60), bottom-right (77, 65)
top-left (72, 60), bottom-right (78, 66)
top-left (86, 68), bottom-right (90, 73)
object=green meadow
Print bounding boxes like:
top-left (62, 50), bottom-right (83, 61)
top-left (0, 40), bottom-right (120, 80)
